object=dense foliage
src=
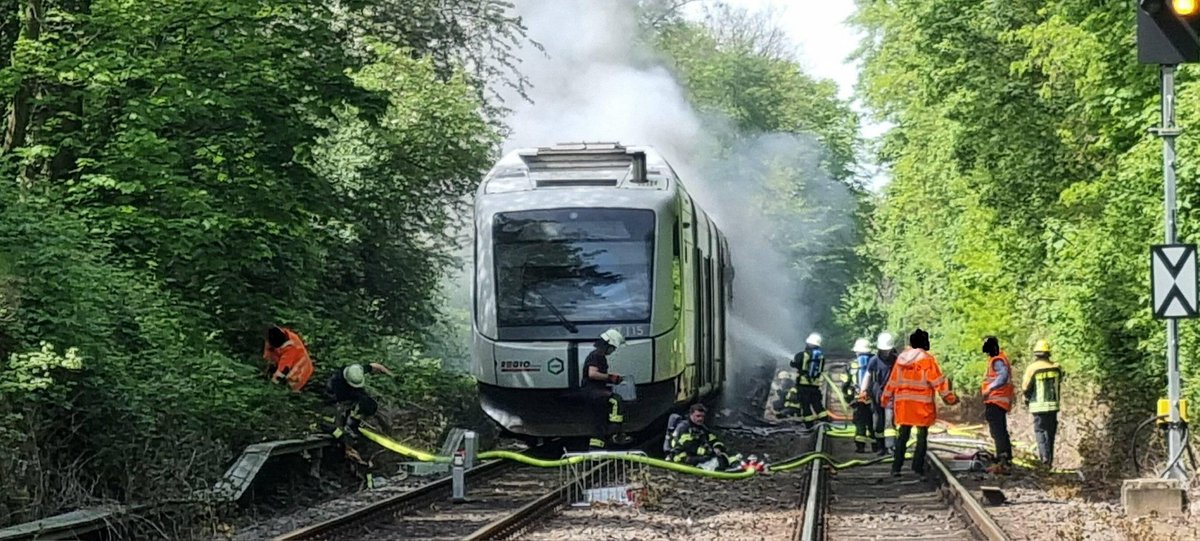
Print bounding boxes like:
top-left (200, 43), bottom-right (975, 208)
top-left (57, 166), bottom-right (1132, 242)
top-left (645, 2), bottom-right (866, 349)
top-left (0, 0), bottom-right (524, 525)
top-left (839, 0), bottom-right (1188, 473)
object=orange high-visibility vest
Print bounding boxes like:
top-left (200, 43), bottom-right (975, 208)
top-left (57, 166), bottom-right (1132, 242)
top-left (981, 353), bottom-right (1014, 412)
top-left (881, 348), bottom-right (957, 427)
top-left (263, 328), bottom-right (314, 392)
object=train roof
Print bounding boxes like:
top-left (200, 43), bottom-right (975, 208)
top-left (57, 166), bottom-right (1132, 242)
top-left (480, 142), bottom-right (679, 194)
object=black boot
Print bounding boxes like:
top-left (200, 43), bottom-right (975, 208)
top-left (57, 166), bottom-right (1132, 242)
top-left (855, 442), bottom-right (866, 453)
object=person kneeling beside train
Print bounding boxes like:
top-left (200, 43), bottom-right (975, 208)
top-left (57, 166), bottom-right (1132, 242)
top-left (666, 403), bottom-right (743, 470)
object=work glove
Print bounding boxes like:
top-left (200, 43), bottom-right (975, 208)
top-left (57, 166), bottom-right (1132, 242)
top-left (944, 393), bottom-right (960, 406)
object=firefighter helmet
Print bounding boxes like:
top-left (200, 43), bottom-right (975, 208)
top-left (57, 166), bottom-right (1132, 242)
top-left (852, 338), bottom-right (872, 354)
top-left (344, 365), bottom-right (366, 388)
top-left (877, 332), bottom-right (895, 350)
top-left (600, 329), bottom-right (626, 348)
top-left (1033, 339), bottom-right (1051, 354)
top-left (805, 333), bottom-right (823, 347)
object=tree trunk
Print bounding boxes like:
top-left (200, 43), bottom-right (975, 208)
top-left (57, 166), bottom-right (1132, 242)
top-left (3, 0), bottom-right (42, 154)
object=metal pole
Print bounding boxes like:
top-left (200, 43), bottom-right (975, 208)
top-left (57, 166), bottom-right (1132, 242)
top-left (452, 454), bottom-right (467, 502)
top-left (1159, 64), bottom-right (1187, 482)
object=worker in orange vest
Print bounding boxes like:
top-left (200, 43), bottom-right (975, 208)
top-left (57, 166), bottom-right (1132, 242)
top-left (263, 325), bottom-right (315, 392)
top-left (881, 328), bottom-right (959, 477)
top-left (980, 336), bottom-right (1014, 474)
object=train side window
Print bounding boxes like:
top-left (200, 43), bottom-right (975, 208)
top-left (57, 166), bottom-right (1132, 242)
top-left (673, 219), bottom-right (680, 257)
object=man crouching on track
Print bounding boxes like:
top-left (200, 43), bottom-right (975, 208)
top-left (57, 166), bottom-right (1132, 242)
top-left (668, 404), bottom-right (742, 470)
top-left (583, 329), bottom-right (629, 449)
top-left (882, 328), bottom-right (959, 477)
top-left (326, 362), bottom-right (393, 461)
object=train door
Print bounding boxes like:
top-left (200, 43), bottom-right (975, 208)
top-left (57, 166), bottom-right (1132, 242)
top-left (713, 231), bottom-right (726, 390)
top-left (703, 221), bottom-right (716, 395)
top-left (678, 192), bottom-right (697, 401)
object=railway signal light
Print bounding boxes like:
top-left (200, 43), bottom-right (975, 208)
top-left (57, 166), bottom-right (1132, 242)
top-left (1139, 0), bottom-right (1200, 63)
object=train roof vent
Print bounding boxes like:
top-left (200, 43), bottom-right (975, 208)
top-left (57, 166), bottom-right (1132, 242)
top-left (517, 142), bottom-right (662, 189)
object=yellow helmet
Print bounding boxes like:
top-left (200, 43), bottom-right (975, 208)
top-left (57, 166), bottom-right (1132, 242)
top-left (1033, 339), bottom-right (1051, 354)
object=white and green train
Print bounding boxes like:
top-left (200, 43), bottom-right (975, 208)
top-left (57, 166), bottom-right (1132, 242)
top-left (472, 142), bottom-right (733, 438)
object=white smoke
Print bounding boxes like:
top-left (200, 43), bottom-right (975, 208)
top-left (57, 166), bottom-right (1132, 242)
top-left (487, 0), bottom-right (857, 412)
top-left (502, 1), bottom-right (701, 157)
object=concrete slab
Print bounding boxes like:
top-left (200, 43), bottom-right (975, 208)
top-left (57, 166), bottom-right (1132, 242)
top-left (1122, 478), bottom-right (1187, 518)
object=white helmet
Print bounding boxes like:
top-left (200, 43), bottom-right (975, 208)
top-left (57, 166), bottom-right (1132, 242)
top-left (852, 338), bottom-right (872, 354)
top-left (600, 329), bottom-right (626, 348)
top-left (877, 332), bottom-right (895, 350)
top-left (343, 365), bottom-right (366, 389)
top-left (805, 333), bottom-right (822, 347)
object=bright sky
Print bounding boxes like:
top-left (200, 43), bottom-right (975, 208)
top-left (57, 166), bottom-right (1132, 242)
top-left (713, 0), bottom-right (886, 137)
top-left (705, 0), bottom-right (890, 183)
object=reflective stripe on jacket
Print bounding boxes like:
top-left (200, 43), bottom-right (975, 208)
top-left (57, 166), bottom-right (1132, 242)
top-left (881, 348), bottom-right (956, 427)
top-left (1022, 360), bottom-right (1063, 413)
top-left (669, 420), bottom-right (725, 465)
top-left (981, 353), bottom-right (1015, 411)
top-left (264, 328), bottom-right (315, 392)
top-left (791, 347), bottom-right (824, 386)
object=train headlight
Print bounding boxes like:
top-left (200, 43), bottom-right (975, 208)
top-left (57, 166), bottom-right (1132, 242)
top-left (484, 174), bottom-right (533, 193)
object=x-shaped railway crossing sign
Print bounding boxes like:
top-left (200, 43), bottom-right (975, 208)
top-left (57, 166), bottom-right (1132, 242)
top-left (1152, 244), bottom-right (1199, 319)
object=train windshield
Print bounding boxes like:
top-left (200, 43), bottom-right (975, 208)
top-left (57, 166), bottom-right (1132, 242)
top-left (493, 208), bottom-right (655, 328)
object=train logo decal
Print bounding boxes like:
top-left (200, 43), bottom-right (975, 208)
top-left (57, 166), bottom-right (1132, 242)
top-left (499, 360), bottom-right (541, 373)
top-left (546, 357), bottom-right (564, 375)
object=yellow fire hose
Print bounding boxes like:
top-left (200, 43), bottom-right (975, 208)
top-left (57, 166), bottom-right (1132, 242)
top-left (355, 414), bottom-right (1077, 478)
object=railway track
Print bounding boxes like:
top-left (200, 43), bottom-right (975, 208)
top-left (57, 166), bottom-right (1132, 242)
top-left (797, 361), bottom-right (1010, 541)
top-left (271, 458), bottom-right (533, 541)
top-left (274, 448), bottom-right (631, 541)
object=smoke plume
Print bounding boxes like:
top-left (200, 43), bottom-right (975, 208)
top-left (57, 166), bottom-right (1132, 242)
top-left (488, 0), bottom-right (858, 413)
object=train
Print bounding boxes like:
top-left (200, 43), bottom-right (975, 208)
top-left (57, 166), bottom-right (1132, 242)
top-left (471, 142), bottom-right (733, 439)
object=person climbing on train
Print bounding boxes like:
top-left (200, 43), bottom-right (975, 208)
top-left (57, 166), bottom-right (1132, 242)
top-left (882, 328), bottom-right (958, 477)
top-left (583, 329), bottom-right (627, 449)
top-left (847, 338), bottom-right (875, 453)
top-left (1022, 339), bottom-right (1063, 468)
top-left (263, 325), bottom-right (315, 392)
top-left (789, 333), bottom-right (829, 430)
top-left (981, 336), bottom-right (1015, 475)
top-left (326, 362), bottom-right (394, 440)
top-left (668, 403), bottom-right (741, 470)
top-left (861, 332), bottom-right (899, 456)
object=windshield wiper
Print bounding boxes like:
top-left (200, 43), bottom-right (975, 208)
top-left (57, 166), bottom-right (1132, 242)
top-left (528, 290), bottom-right (579, 334)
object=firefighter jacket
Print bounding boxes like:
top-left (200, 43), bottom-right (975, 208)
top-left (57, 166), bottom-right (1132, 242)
top-left (845, 353), bottom-right (871, 403)
top-left (981, 353), bottom-right (1015, 412)
top-left (669, 419), bottom-right (726, 465)
top-left (1022, 359), bottom-right (1063, 413)
top-left (791, 346), bottom-right (825, 386)
top-left (263, 327), bottom-right (315, 392)
top-left (881, 348), bottom-right (957, 427)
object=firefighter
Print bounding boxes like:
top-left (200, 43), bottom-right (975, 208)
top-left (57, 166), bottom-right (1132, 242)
top-left (263, 325), bottom-right (315, 392)
top-left (326, 362), bottom-right (393, 441)
top-left (847, 338), bottom-right (874, 453)
top-left (772, 370), bottom-right (798, 419)
top-left (789, 333), bottom-right (829, 429)
top-left (861, 332), bottom-right (898, 455)
top-left (882, 328), bottom-right (958, 477)
top-left (582, 329), bottom-right (626, 449)
top-left (1022, 339), bottom-right (1063, 467)
top-left (668, 403), bottom-right (740, 470)
top-left (981, 336), bottom-right (1015, 474)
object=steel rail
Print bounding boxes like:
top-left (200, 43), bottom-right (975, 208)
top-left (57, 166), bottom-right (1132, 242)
top-left (929, 452), bottom-right (1010, 541)
top-left (461, 463), bottom-right (606, 541)
top-left (272, 459), bottom-right (511, 541)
